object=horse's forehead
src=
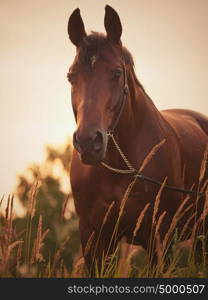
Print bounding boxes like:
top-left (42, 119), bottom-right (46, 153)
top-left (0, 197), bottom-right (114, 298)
top-left (77, 44), bottom-right (119, 69)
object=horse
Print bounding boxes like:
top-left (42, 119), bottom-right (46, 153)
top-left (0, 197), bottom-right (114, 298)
top-left (67, 5), bottom-right (208, 275)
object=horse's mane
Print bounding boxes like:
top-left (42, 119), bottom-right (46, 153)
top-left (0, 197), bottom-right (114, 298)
top-left (78, 32), bottom-right (145, 93)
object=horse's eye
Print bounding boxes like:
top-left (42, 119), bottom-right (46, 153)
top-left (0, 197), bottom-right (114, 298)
top-left (114, 69), bottom-right (122, 78)
top-left (67, 72), bottom-right (76, 84)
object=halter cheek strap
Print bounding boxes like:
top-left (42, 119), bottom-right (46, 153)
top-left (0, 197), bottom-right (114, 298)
top-left (107, 61), bottom-right (129, 134)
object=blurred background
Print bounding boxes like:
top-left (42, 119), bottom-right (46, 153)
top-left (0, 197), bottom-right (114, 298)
top-left (0, 0), bottom-right (208, 275)
top-left (1, 0), bottom-right (208, 196)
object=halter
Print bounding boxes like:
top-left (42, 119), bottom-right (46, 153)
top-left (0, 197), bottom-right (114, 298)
top-left (107, 61), bottom-right (129, 134)
top-left (101, 60), bottom-right (205, 198)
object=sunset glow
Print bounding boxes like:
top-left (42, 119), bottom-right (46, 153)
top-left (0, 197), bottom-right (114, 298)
top-left (1, 0), bottom-right (208, 195)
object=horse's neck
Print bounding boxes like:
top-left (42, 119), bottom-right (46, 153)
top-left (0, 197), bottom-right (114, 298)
top-left (107, 75), bottom-right (165, 169)
top-left (120, 72), bottom-right (164, 135)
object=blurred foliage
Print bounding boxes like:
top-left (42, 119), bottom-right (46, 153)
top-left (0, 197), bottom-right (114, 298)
top-left (12, 139), bottom-right (80, 273)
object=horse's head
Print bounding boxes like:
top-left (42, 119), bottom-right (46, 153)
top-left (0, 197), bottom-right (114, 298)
top-left (67, 6), bottom-right (128, 165)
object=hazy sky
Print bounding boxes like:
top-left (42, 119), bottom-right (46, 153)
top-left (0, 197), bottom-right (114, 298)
top-left (0, 0), bottom-right (208, 195)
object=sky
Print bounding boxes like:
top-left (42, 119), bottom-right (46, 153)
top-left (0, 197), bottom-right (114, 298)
top-left (0, 0), bottom-right (208, 196)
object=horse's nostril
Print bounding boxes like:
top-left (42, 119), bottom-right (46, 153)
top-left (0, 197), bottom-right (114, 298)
top-left (92, 132), bottom-right (103, 152)
top-left (73, 130), bottom-right (104, 156)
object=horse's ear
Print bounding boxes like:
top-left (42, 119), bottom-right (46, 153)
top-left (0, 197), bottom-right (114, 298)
top-left (104, 5), bottom-right (122, 44)
top-left (68, 8), bottom-right (86, 47)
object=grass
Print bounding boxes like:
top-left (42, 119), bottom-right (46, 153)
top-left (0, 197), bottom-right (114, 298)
top-left (0, 145), bottom-right (208, 278)
top-left (0, 188), bottom-right (207, 278)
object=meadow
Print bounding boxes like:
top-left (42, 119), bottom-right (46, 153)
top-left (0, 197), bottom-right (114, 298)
top-left (0, 140), bottom-right (208, 278)
top-left (0, 155), bottom-right (207, 278)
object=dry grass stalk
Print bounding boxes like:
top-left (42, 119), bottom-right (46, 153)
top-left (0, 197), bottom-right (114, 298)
top-left (155, 211), bottom-right (167, 235)
top-left (103, 201), bottom-right (115, 225)
top-left (199, 198), bottom-right (208, 221)
top-left (119, 176), bottom-right (137, 218)
top-left (152, 178), bottom-right (167, 226)
top-left (155, 232), bottom-right (163, 267)
top-left (0, 194), bottom-right (4, 207)
top-left (42, 228), bottom-right (50, 242)
top-left (55, 259), bottom-right (68, 278)
top-left (28, 180), bottom-right (39, 218)
top-left (3, 241), bottom-right (24, 270)
top-left (139, 139), bottom-right (166, 173)
top-left (10, 195), bottom-right (14, 217)
top-left (5, 195), bottom-right (10, 220)
top-left (201, 179), bottom-right (208, 193)
top-left (8, 195), bottom-right (14, 245)
top-left (31, 215), bottom-right (49, 264)
top-left (1, 195), bottom-right (15, 249)
top-left (180, 203), bottom-right (194, 220)
top-left (52, 249), bottom-right (61, 271)
top-left (200, 192), bottom-right (208, 221)
top-left (84, 231), bottom-right (95, 258)
top-left (199, 144), bottom-right (208, 183)
top-left (190, 187), bottom-right (208, 242)
top-left (202, 186), bottom-right (208, 218)
top-left (179, 212), bottom-right (196, 241)
top-left (59, 260), bottom-right (69, 278)
top-left (133, 203), bottom-right (150, 237)
top-left (190, 223), bottom-right (199, 249)
top-left (36, 215), bottom-right (43, 246)
top-left (17, 242), bottom-right (23, 268)
top-left (31, 215), bottom-right (43, 263)
top-left (118, 140), bottom-right (167, 237)
top-left (63, 264), bottom-right (69, 278)
top-left (162, 195), bottom-right (191, 251)
top-left (52, 237), bottom-right (70, 273)
top-left (71, 257), bottom-right (86, 278)
top-left (61, 194), bottom-right (70, 219)
top-left (56, 259), bottom-right (63, 278)
top-left (163, 202), bottom-right (193, 249)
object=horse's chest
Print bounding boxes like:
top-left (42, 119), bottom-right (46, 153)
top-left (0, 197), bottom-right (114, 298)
top-left (72, 168), bottom-right (150, 207)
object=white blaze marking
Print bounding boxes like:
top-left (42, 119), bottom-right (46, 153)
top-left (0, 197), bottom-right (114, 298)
top-left (91, 55), bottom-right (98, 67)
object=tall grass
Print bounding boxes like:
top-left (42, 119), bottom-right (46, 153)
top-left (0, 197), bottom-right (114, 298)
top-left (0, 190), bottom-right (72, 278)
top-left (89, 142), bottom-right (208, 278)
top-left (0, 145), bottom-right (208, 278)
top-left (0, 188), bottom-right (207, 277)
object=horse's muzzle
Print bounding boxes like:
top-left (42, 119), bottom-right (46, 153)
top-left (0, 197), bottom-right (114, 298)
top-left (73, 130), bottom-right (107, 165)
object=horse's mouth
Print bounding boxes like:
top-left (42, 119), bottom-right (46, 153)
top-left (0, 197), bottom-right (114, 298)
top-left (79, 150), bottom-right (106, 165)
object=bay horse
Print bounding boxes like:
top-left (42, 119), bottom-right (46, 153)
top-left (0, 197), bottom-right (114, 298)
top-left (67, 5), bottom-right (208, 275)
